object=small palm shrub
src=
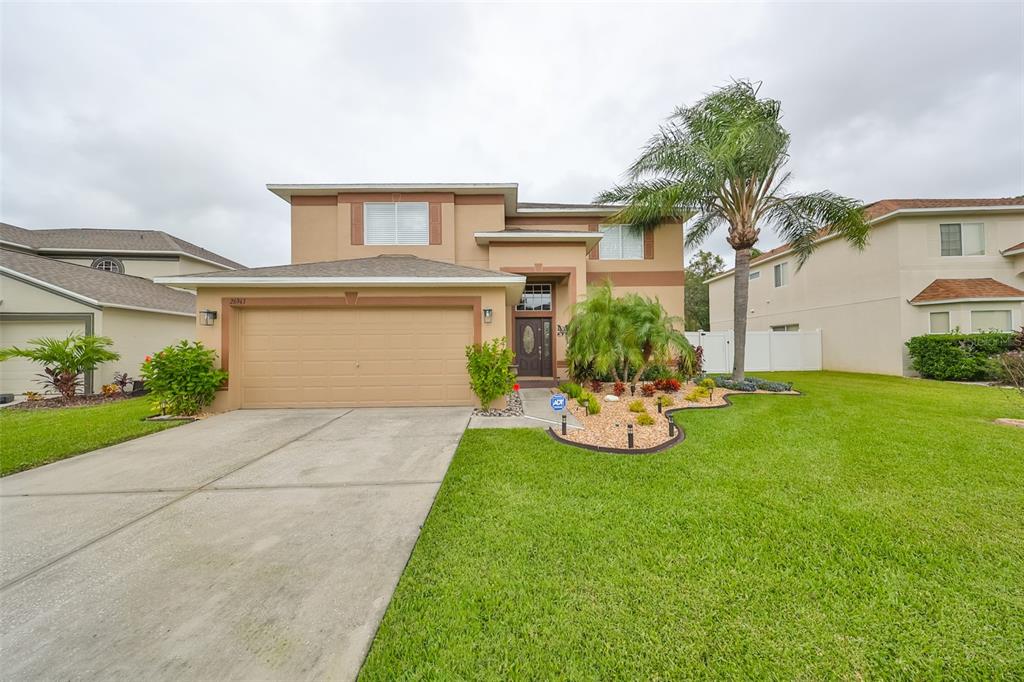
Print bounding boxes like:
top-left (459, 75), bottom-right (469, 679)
top-left (636, 412), bottom-right (655, 426)
top-left (0, 334), bottom-right (120, 400)
top-left (628, 399), bottom-right (646, 413)
top-left (141, 341), bottom-right (227, 415)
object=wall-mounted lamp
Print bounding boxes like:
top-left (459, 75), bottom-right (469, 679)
top-left (483, 308), bottom-right (493, 324)
top-left (199, 309), bottom-right (218, 326)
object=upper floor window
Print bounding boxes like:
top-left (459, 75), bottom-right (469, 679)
top-left (91, 256), bottom-right (123, 273)
top-left (971, 309), bottom-right (1012, 332)
top-left (516, 283), bottom-right (552, 311)
top-left (749, 270), bottom-right (761, 280)
top-left (940, 223), bottom-right (985, 256)
top-left (929, 311), bottom-right (950, 334)
top-left (599, 225), bottom-right (643, 260)
top-left (365, 202), bottom-right (429, 245)
top-left (771, 323), bottom-right (799, 332)
top-left (773, 262), bottom-right (789, 287)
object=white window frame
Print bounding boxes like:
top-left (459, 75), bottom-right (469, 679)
top-left (91, 257), bottom-right (123, 273)
top-left (770, 323), bottom-right (799, 332)
top-left (748, 270), bottom-right (760, 280)
top-left (970, 309), bottom-right (1012, 332)
top-left (929, 311), bottom-right (951, 334)
top-left (598, 225), bottom-right (644, 260)
top-left (364, 202), bottom-right (429, 245)
top-left (773, 262), bottom-right (789, 288)
top-left (939, 223), bottom-right (985, 257)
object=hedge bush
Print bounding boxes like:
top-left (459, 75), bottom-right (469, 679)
top-left (140, 341), bottom-right (227, 415)
top-left (905, 332), bottom-right (1014, 381)
top-left (465, 338), bottom-right (516, 409)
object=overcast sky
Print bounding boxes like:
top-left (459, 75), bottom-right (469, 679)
top-left (2, 2), bottom-right (1022, 267)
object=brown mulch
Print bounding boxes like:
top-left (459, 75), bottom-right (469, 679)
top-left (3, 393), bottom-right (132, 411)
top-left (560, 383), bottom-right (796, 450)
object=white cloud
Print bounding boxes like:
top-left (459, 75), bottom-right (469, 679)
top-left (2, 2), bottom-right (1021, 267)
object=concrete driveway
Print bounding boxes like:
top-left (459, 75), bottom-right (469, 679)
top-left (0, 406), bottom-right (471, 680)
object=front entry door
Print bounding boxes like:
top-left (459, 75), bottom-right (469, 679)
top-left (515, 318), bottom-right (551, 377)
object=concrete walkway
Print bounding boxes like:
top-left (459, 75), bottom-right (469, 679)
top-left (467, 388), bottom-right (582, 430)
top-left (0, 406), bottom-right (471, 681)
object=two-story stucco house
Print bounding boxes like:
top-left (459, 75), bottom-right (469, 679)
top-left (0, 223), bottom-right (243, 395)
top-left (706, 198), bottom-right (1024, 376)
top-left (158, 183), bottom-right (686, 410)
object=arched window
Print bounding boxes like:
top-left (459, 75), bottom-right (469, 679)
top-left (91, 257), bottom-right (124, 274)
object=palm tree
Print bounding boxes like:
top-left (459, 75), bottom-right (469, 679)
top-left (621, 292), bottom-right (693, 381)
top-left (598, 80), bottom-right (869, 379)
top-left (0, 334), bottom-right (120, 399)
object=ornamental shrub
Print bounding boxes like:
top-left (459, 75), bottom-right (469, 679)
top-left (636, 412), bottom-right (655, 426)
top-left (141, 341), bottom-right (228, 415)
top-left (657, 395), bottom-right (675, 408)
top-left (905, 332), bottom-right (1014, 381)
top-left (586, 396), bottom-right (601, 415)
top-left (465, 337), bottom-right (516, 409)
top-left (685, 387), bottom-right (710, 402)
top-left (577, 391), bottom-right (593, 407)
top-left (639, 383), bottom-right (657, 397)
top-left (612, 381), bottom-right (627, 397)
top-left (559, 382), bottom-right (583, 400)
top-left (628, 399), bottom-right (646, 413)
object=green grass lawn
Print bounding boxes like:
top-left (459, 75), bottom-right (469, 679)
top-left (0, 397), bottom-right (182, 476)
top-left (361, 372), bottom-right (1024, 679)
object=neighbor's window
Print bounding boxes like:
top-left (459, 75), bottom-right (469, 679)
top-left (364, 202), bottom-right (429, 245)
top-left (770, 324), bottom-right (799, 332)
top-left (749, 270), bottom-right (761, 280)
top-left (516, 283), bottom-right (552, 311)
top-left (91, 257), bottom-right (123, 273)
top-left (599, 225), bottom-right (643, 260)
top-left (971, 309), bottom-right (1012, 332)
top-left (940, 223), bottom-right (985, 256)
top-left (929, 311), bottom-right (951, 334)
top-left (773, 262), bottom-right (789, 287)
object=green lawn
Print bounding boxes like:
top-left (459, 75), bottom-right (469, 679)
top-left (0, 397), bottom-right (182, 476)
top-left (361, 372), bottom-right (1024, 679)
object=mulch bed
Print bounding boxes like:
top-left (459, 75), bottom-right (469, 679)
top-left (554, 382), bottom-right (798, 452)
top-left (3, 393), bottom-right (133, 411)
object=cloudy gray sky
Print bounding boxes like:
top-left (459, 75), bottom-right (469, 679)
top-left (2, 1), bottom-right (1022, 267)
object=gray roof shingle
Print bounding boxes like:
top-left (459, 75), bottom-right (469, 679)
top-left (1, 248), bottom-right (197, 315)
top-left (167, 254), bottom-right (521, 280)
top-left (0, 223), bottom-right (244, 269)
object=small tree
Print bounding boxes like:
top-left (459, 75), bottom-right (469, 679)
top-left (684, 250), bottom-right (725, 331)
top-left (140, 341), bottom-right (227, 415)
top-left (0, 334), bottom-right (120, 400)
top-left (465, 338), bottom-right (516, 409)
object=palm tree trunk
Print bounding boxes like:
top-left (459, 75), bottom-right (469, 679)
top-left (731, 246), bottom-right (751, 380)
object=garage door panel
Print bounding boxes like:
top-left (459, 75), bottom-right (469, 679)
top-left (238, 306), bottom-right (474, 408)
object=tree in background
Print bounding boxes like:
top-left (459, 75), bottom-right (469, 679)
top-left (684, 250), bottom-right (725, 331)
top-left (598, 80), bottom-right (868, 379)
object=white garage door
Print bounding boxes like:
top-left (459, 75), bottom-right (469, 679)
top-left (0, 318), bottom-right (88, 396)
top-left (237, 306), bottom-right (475, 408)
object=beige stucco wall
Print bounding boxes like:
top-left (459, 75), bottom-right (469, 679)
top-left (0, 274), bottom-right (98, 314)
top-left (709, 210), bottom-right (1024, 375)
top-left (190, 285), bottom-right (510, 412)
top-left (454, 202), bottom-right (505, 270)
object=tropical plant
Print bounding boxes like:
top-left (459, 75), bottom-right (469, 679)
top-left (612, 381), bottom-right (627, 397)
top-left (586, 396), bottom-right (601, 416)
top-left (0, 334), bottom-right (120, 400)
top-left (140, 341), bottom-right (227, 415)
top-left (598, 80), bottom-right (868, 379)
top-left (628, 399), bottom-right (646, 413)
top-left (657, 395), bottom-right (675, 408)
top-left (112, 371), bottom-right (134, 395)
top-left (639, 383), bottom-right (657, 397)
top-left (589, 379), bottom-right (605, 393)
top-left (558, 381), bottom-right (583, 400)
top-left (636, 412), bottom-right (655, 426)
top-left (565, 281), bottom-right (695, 385)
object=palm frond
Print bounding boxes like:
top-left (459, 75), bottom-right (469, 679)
top-left (761, 192), bottom-right (869, 266)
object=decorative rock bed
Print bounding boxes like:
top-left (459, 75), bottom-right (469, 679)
top-left (471, 391), bottom-right (524, 417)
top-left (549, 382), bottom-right (799, 453)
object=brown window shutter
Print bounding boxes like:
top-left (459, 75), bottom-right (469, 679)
top-left (429, 202), bottom-right (442, 245)
top-left (589, 223), bottom-right (600, 260)
top-left (351, 202), bottom-right (364, 245)
top-left (643, 229), bottom-right (654, 259)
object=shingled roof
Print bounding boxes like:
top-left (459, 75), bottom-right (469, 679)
top-left (156, 254), bottom-right (525, 283)
top-left (0, 223), bottom-right (244, 269)
top-left (1, 248), bottom-right (197, 316)
top-left (909, 278), bottom-right (1024, 304)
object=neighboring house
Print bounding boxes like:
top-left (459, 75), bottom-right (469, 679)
top-left (0, 248), bottom-right (198, 394)
top-left (0, 222), bottom-right (244, 279)
top-left (0, 223), bottom-right (243, 396)
top-left (157, 183), bottom-right (685, 409)
top-left (706, 198), bottom-right (1024, 376)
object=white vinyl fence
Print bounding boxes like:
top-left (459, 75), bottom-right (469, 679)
top-left (684, 330), bottom-right (822, 374)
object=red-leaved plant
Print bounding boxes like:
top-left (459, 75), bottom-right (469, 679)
top-left (612, 381), bottom-right (627, 397)
top-left (640, 382), bottom-right (657, 397)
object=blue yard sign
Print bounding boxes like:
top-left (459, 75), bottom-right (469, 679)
top-left (550, 394), bottom-right (567, 411)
